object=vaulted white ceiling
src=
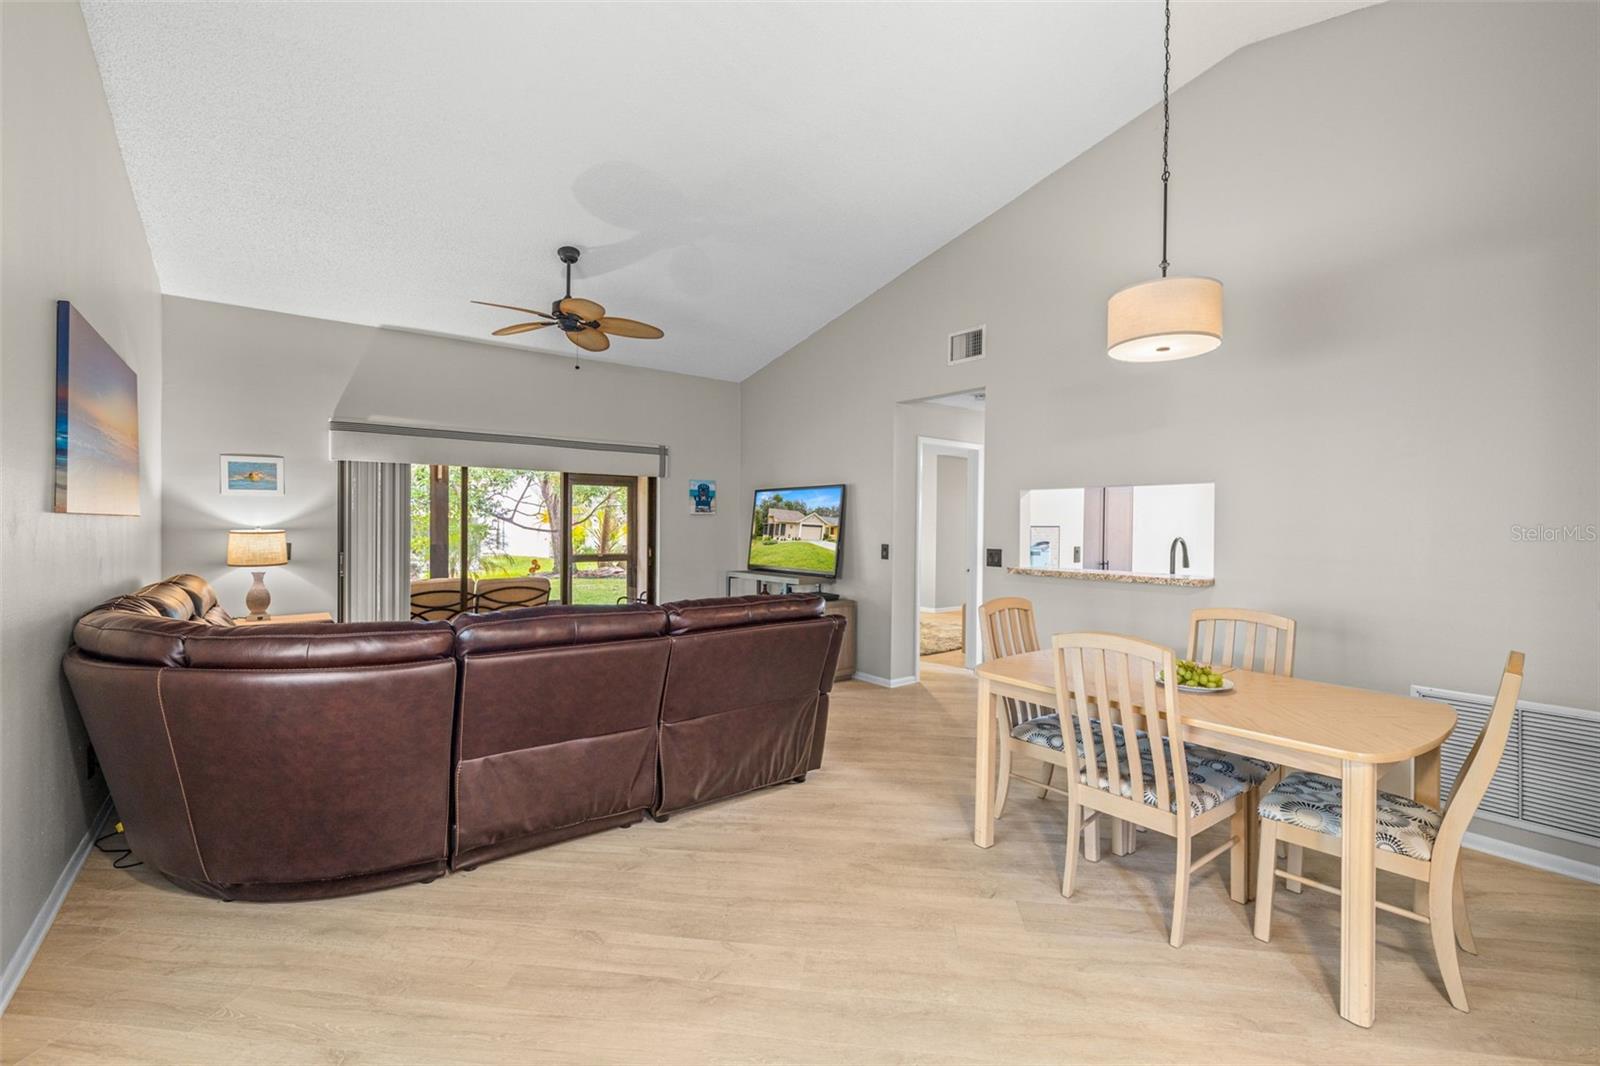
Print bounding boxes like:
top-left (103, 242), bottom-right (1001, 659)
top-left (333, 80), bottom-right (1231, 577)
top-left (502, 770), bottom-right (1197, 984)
top-left (83, 1), bottom-right (1370, 381)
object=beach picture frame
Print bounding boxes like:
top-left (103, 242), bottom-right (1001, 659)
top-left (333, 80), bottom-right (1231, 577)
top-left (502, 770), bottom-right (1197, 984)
top-left (220, 454), bottom-right (285, 496)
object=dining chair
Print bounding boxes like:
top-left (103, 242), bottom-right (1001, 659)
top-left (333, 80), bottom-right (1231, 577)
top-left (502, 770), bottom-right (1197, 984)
top-left (410, 577), bottom-right (471, 621)
top-left (1253, 651), bottom-right (1525, 1012)
top-left (983, 597), bottom-right (1138, 859)
top-left (1187, 607), bottom-right (1299, 891)
top-left (474, 576), bottom-right (552, 613)
top-left (1188, 607), bottom-right (1296, 676)
top-left (979, 598), bottom-right (1058, 810)
top-left (1052, 632), bottom-right (1252, 946)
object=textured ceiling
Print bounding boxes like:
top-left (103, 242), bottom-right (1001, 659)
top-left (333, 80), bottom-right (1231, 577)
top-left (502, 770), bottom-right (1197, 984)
top-left (83, 1), bottom-right (1371, 381)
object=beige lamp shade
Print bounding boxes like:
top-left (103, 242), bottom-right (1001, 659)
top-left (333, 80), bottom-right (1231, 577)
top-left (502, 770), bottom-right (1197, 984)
top-left (226, 528), bottom-right (288, 567)
top-left (1107, 276), bottom-right (1223, 362)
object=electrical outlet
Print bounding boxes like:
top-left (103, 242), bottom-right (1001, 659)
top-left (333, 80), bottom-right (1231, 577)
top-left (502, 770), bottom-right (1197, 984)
top-left (880, 543), bottom-right (890, 560)
top-left (986, 548), bottom-right (1003, 568)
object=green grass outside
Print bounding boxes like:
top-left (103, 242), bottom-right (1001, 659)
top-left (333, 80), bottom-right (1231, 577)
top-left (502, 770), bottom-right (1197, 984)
top-left (475, 554), bottom-right (627, 605)
top-left (746, 538), bottom-right (838, 575)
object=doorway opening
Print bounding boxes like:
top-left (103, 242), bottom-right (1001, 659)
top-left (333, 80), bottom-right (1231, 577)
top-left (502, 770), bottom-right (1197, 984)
top-left (906, 387), bottom-right (986, 677)
top-left (916, 437), bottom-right (983, 672)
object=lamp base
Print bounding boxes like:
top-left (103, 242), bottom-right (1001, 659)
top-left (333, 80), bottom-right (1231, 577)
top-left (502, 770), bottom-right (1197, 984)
top-left (244, 571), bottom-right (272, 620)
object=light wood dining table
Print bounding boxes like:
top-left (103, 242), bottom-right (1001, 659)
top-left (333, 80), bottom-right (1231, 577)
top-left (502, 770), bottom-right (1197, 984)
top-left (973, 650), bottom-right (1457, 1028)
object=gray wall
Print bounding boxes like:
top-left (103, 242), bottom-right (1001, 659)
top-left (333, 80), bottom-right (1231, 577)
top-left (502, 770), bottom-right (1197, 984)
top-left (742, 1), bottom-right (1599, 712)
top-left (162, 298), bottom-right (744, 614)
top-left (1, 2), bottom-right (163, 976)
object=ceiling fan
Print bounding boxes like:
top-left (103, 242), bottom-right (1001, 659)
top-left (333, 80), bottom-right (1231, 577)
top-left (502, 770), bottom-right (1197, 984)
top-left (472, 245), bottom-right (663, 368)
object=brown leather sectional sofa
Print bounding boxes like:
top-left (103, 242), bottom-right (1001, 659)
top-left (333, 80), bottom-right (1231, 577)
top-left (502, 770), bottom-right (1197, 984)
top-left (63, 576), bottom-right (845, 901)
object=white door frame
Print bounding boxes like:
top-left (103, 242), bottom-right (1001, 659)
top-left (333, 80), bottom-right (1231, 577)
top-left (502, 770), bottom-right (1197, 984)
top-left (913, 435), bottom-right (984, 676)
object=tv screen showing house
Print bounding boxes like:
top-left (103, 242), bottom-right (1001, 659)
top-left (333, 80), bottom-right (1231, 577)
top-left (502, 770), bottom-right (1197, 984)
top-left (747, 485), bottom-right (846, 579)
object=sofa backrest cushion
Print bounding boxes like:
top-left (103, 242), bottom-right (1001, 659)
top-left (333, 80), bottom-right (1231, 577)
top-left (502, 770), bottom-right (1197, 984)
top-left (134, 581), bottom-right (199, 621)
top-left (452, 603), bottom-right (667, 657)
top-left (184, 621), bottom-right (455, 669)
top-left (162, 574), bottom-right (220, 618)
top-left (661, 593), bottom-right (824, 635)
top-left (74, 609), bottom-right (204, 667)
top-left (96, 594), bottom-right (167, 618)
top-left (74, 602), bottom-right (453, 669)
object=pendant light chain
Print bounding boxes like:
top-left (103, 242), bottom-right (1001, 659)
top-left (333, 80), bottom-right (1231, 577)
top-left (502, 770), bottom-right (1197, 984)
top-left (1160, 0), bottom-right (1171, 278)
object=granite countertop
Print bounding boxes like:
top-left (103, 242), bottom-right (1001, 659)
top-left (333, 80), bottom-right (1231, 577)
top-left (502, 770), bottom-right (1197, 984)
top-left (1005, 566), bottom-right (1214, 588)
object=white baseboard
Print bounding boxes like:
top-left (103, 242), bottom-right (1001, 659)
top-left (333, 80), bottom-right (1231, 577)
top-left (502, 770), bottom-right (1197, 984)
top-left (0, 797), bottom-right (112, 1015)
top-left (1464, 830), bottom-right (1600, 885)
top-left (852, 672), bottom-right (919, 689)
top-left (919, 605), bottom-right (964, 615)
top-left (919, 661), bottom-right (974, 676)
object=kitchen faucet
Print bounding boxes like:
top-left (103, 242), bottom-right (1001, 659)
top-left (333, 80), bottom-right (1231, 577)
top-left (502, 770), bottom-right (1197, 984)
top-left (1169, 536), bottom-right (1189, 575)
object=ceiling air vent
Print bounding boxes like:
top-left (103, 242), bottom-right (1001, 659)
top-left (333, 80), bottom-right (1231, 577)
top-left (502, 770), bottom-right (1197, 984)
top-left (948, 326), bottom-right (986, 366)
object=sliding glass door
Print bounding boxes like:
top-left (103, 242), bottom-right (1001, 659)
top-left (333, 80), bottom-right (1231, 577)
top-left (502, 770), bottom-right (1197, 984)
top-left (564, 474), bottom-right (638, 604)
top-left (410, 464), bottom-right (469, 617)
top-left (468, 468), bottom-right (567, 601)
top-left (409, 464), bottom-right (652, 609)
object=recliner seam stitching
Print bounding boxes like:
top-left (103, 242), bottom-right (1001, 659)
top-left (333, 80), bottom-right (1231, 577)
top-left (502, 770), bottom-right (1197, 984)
top-left (155, 668), bottom-right (212, 883)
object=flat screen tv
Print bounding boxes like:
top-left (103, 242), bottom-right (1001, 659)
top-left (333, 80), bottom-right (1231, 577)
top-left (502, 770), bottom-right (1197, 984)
top-left (747, 484), bottom-right (846, 580)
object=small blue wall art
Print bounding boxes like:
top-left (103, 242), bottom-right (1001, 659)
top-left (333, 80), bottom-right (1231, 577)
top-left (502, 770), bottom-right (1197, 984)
top-left (689, 479), bottom-right (716, 515)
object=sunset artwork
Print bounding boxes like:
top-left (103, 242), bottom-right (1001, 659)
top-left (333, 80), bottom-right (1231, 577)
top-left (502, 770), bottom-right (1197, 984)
top-left (54, 302), bottom-right (140, 515)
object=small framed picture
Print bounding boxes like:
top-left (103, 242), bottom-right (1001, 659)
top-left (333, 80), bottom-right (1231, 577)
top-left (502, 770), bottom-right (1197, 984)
top-left (220, 454), bottom-right (285, 496)
top-left (688, 479), bottom-right (716, 515)
top-left (1029, 525), bottom-right (1061, 568)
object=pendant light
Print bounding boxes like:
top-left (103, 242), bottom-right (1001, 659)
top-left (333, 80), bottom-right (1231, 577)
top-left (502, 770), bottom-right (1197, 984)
top-left (1107, 0), bottom-right (1222, 362)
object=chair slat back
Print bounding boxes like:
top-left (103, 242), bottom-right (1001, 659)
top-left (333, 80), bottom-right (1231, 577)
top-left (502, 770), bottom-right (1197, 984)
top-left (980, 597), bottom-right (1045, 727)
top-left (411, 577), bottom-right (470, 621)
top-left (1188, 608), bottom-right (1296, 676)
top-left (1435, 652), bottom-right (1525, 855)
top-left (474, 576), bottom-right (552, 613)
top-left (1050, 633), bottom-right (1185, 821)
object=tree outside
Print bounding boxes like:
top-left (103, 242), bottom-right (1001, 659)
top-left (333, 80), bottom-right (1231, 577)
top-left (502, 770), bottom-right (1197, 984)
top-left (411, 467), bottom-right (632, 604)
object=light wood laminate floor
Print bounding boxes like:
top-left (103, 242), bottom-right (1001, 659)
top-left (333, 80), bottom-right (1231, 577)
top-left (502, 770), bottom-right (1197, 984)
top-left (4, 671), bottom-right (1597, 1064)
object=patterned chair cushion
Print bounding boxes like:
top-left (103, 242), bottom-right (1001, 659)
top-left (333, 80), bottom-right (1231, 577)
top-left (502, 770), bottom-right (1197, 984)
top-left (1011, 713), bottom-right (1070, 751)
top-left (1009, 715), bottom-right (1249, 817)
top-left (1258, 771), bottom-right (1441, 860)
top-left (1186, 745), bottom-right (1277, 785)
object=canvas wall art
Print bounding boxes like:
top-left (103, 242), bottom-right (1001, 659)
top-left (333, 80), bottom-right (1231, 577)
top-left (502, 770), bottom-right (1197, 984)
top-left (221, 454), bottom-right (285, 495)
top-left (54, 301), bottom-right (140, 516)
top-left (688, 479), bottom-right (716, 514)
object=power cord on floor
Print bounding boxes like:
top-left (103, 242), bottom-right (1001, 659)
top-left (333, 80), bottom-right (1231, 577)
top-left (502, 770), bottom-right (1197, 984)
top-left (94, 821), bottom-right (143, 869)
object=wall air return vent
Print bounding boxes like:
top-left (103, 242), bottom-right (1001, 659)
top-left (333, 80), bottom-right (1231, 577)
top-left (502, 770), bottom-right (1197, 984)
top-left (1412, 684), bottom-right (1600, 845)
top-left (948, 326), bottom-right (986, 366)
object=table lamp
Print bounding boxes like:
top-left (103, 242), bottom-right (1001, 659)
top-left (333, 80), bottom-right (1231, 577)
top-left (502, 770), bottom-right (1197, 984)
top-left (226, 528), bottom-right (288, 620)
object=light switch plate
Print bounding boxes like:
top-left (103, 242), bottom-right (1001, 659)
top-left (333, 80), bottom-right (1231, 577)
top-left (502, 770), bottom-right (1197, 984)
top-left (880, 543), bottom-right (890, 560)
top-left (986, 548), bottom-right (1002, 568)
